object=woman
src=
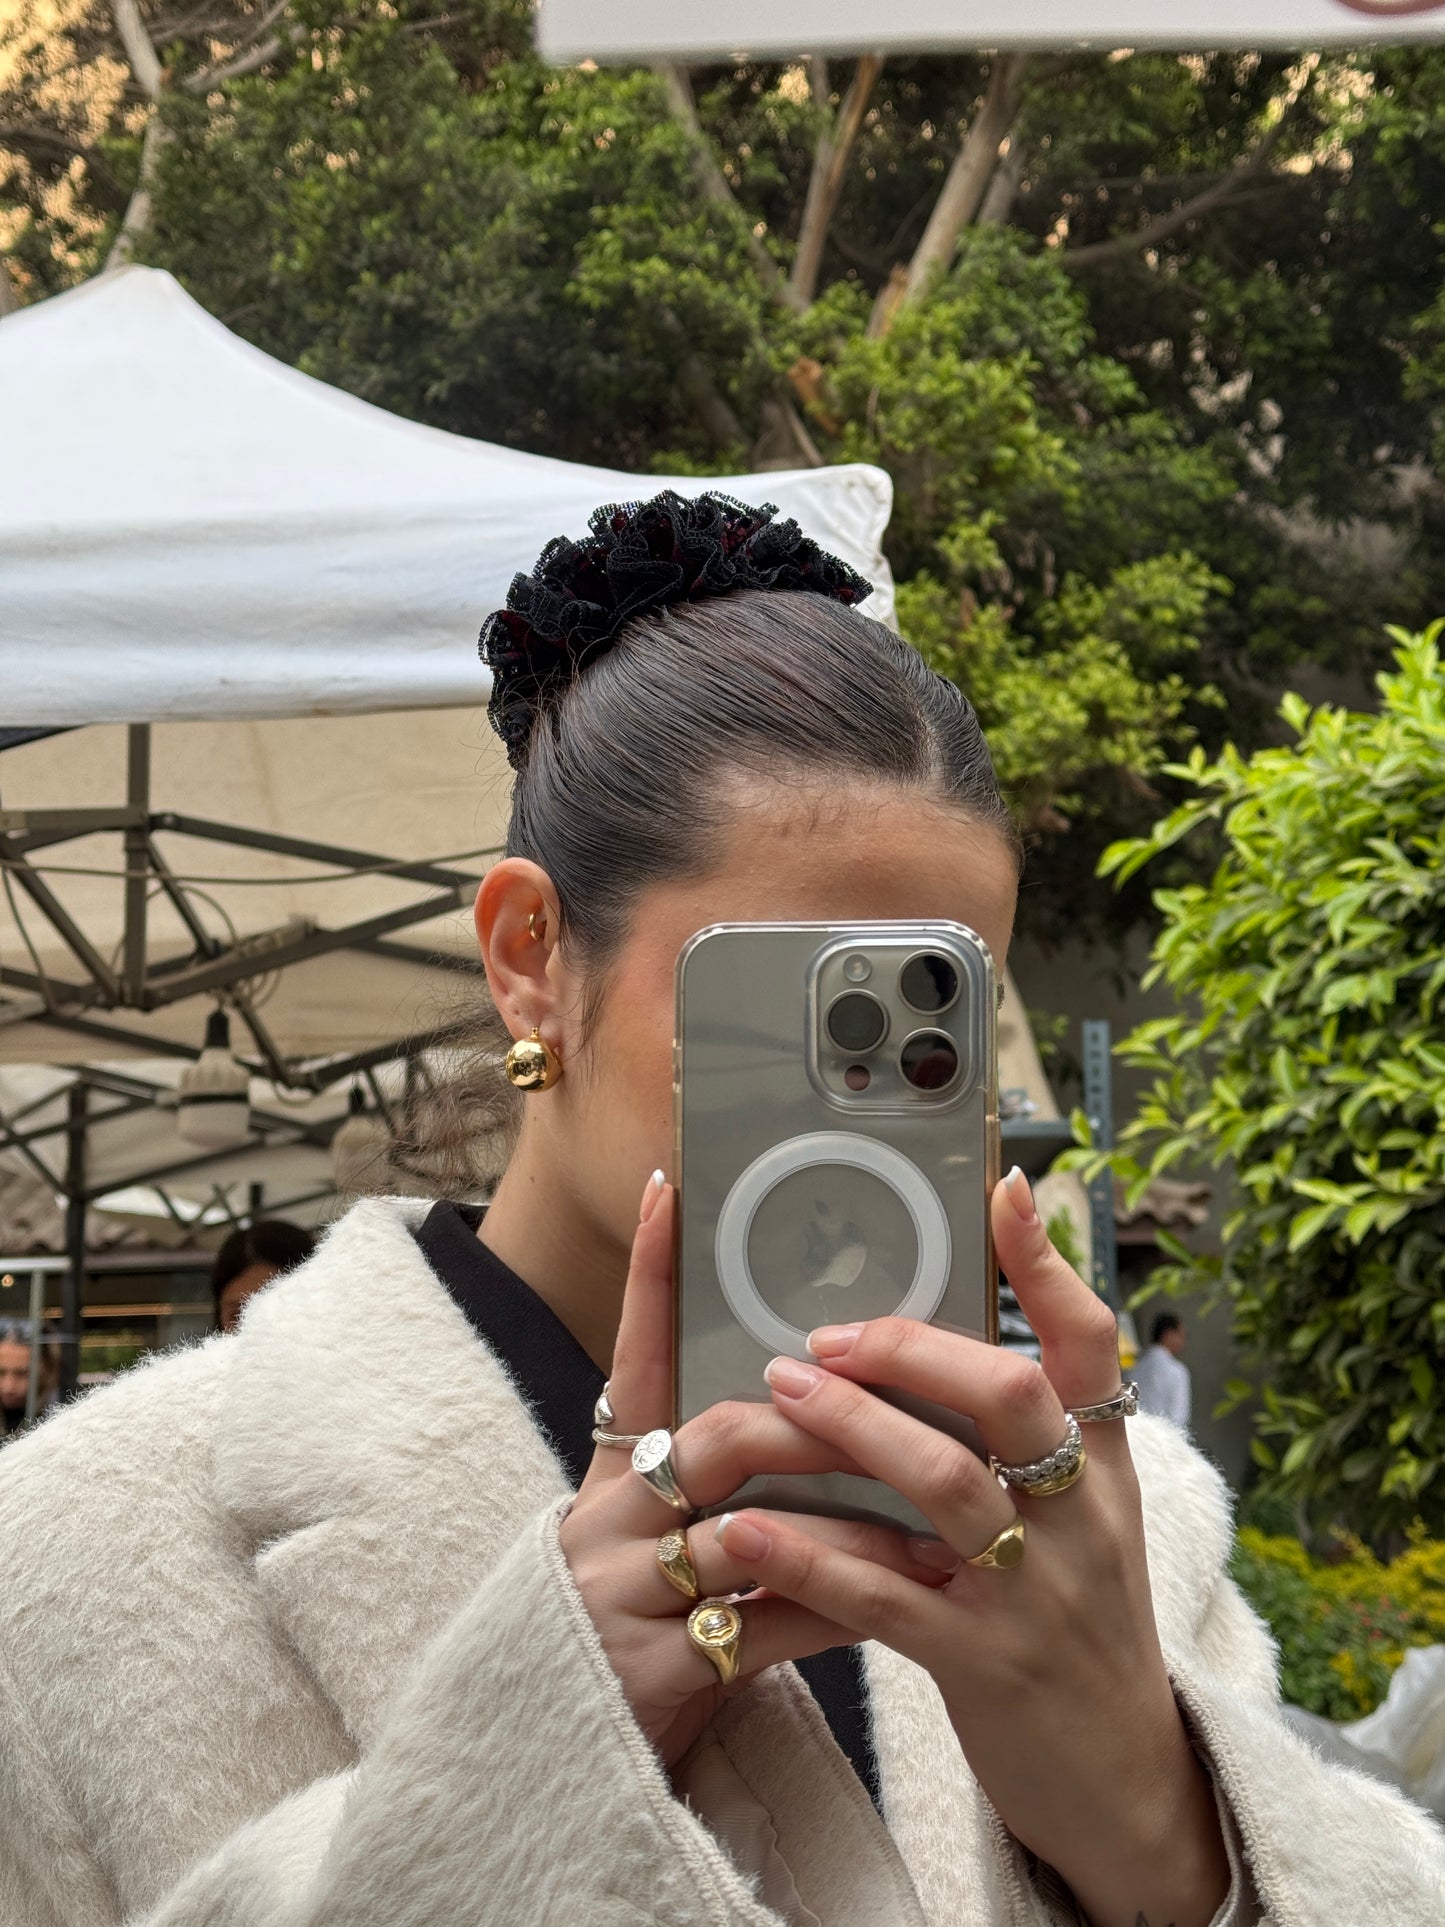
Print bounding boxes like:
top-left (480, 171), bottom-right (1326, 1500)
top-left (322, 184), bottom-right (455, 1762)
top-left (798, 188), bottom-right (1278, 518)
top-left (210, 1218), bottom-right (317, 1334)
top-left (0, 494), bottom-right (1438, 1927)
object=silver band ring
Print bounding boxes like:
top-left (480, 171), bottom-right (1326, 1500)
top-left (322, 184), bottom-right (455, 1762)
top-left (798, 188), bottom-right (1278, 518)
top-left (1068, 1383), bottom-right (1139, 1424)
top-left (593, 1381), bottom-right (646, 1448)
top-left (632, 1429), bottom-right (693, 1512)
top-left (992, 1411), bottom-right (1087, 1497)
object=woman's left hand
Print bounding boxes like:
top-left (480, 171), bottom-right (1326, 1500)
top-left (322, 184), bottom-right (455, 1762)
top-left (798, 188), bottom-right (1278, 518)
top-left (714, 1169), bottom-right (1231, 1927)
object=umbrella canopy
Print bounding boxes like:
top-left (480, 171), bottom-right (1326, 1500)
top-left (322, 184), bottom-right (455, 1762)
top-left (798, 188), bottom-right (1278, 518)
top-left (0, 266), bottom-right (894, 728)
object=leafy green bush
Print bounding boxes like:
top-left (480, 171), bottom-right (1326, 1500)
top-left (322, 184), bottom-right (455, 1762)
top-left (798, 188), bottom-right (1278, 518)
top-left (1069, 628), bottom-right (1445, 1539)
top-left (1232, 1526), bottom-right (1445, 1718)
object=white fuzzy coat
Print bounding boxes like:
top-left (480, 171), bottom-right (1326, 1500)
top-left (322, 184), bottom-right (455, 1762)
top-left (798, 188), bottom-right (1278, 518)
top-left (0, 1199), bottom-right (1440, 1926)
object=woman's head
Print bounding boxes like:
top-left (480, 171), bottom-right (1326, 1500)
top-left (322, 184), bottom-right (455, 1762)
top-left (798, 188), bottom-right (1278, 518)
top-left (473, 493), bottom-right (1020, 1257)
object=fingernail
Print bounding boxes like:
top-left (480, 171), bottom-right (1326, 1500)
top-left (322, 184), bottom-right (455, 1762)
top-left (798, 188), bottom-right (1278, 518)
top-left (807, 1323), bottom-right (863, 1359)
top-left (1003, 1165), bottom-right (1036, 1224)
top-left (639, 1169), bottom-right (666, 1223)
top-left (907, 1535), bottom-right (963, 1574)
top-left (765, 1355), bottom-right (823, 1398)
top-left (716, 1512), bottom-right (770, 1561)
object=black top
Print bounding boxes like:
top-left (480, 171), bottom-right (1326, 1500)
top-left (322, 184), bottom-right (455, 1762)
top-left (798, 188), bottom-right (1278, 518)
top-left (412, 1201), bottom-right (878, 1806)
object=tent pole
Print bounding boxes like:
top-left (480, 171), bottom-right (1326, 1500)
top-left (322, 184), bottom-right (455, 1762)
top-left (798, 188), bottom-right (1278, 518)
top-left (60, 1081), bottom-right (87, 1401)
top-left (24, 1268), bottom-right (44, 1424)
top-left (123, 724), bottom-right (151, 1004)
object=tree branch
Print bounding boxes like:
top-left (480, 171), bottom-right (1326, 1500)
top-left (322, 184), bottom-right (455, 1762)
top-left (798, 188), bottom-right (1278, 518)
top-left (654, 62), bottom-right (788, 307)
top-left (110, 0), bottom-right (163, 100)
top-left (1062, 56), bottom-right (1320, 271)
top-left (185, 0), bottom-right (294, 91)
top-left (787, 51), bottom-right (883, 312)
top-left (869, 54), bottom-right (1028, 336)
top-left (0, 256), bottom-right (19, 317)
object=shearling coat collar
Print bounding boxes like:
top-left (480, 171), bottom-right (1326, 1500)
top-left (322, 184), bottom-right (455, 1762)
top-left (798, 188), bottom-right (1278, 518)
top-left (211, 1198), bottom-right (1245, 1924)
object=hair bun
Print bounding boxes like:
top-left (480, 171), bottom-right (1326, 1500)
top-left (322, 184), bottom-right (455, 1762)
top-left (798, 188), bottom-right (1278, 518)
top-left (479, 488), bottom-right (872, 768)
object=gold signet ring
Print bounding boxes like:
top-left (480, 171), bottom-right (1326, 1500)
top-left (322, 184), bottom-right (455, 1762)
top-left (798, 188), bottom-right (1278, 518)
top-left (965, 1518), bottom-right (1026, 1570)
top-left (657, 1529), bottom-right (701, 1601)
top-left (631, 1429), bottom-right (693, 1512)
top-left (687, 1599), bottom-right (743, 1685)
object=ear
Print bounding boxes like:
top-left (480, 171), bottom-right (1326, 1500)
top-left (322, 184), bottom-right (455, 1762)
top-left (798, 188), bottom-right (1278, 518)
top-left (474, 858), bottom-right (565, 1049)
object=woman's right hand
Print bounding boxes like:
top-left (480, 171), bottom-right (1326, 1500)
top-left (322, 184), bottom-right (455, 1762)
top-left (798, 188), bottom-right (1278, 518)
top-left (558, 1173), bottom-right (954, 1770)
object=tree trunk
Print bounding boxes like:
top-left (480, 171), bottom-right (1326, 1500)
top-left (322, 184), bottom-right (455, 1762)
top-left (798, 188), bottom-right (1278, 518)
top-left (104, 0), bottom-right (166, 270)
top-left (978, 138), bottom-right (1027, 226)
top-left (788, 53), bottom-right (883, 312)
top-left (105, 108), bottom-right (168, 269)
top-left (0, 256), bottom-right (19, 315)
top-left (868, 54), bottom-right (1027, 337)
top-left (654, 63), bottom-right (787, 306)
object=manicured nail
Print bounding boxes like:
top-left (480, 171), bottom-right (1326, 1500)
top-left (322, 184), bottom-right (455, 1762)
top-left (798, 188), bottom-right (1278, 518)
top-left (716, 1512), bottom-right (770, 1561)
top-left (765, 1355), bottom-right (824, 1398)
top-left (907, 1535), bottom-right (963, 1574)
top-left (1003, 1165), bottom-right (1036, 1225)
top-left (807, 1323), bottom-right (863, 1359)
top-left (639, 1169), bottom-right (666, 1223)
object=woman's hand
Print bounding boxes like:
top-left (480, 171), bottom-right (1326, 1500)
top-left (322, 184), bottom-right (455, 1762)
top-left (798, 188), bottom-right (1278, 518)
top-left (714, 1169), bottom-right (1232, 1927)
top-left (559, 1173), bottom-right (952, 1771)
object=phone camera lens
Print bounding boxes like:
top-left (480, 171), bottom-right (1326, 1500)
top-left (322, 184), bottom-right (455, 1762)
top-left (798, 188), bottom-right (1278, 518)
top-left (900, 1030), bottom-right (960, 1091)
top-left (826, 992), bottom-right (888, 1054)
top-left (900, 952), bottom-right (959, 1014)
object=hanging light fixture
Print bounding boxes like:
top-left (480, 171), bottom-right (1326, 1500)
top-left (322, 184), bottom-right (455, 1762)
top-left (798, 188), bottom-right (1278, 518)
top-left (331, 1084), bottom-right (393, 1197)
top-left (176, 1009), bottom-right (252, 1148)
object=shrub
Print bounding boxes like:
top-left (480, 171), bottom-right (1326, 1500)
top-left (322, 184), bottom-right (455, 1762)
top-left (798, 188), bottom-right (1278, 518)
top-left (1232, 1525), bottom-right (1445, 1718)
top-left (1068, 627), bottom-right (1445, 1540)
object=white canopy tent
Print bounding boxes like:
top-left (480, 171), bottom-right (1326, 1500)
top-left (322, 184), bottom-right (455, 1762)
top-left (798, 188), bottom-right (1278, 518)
top-left (0, 266), bottom-right (896, 1375)
top-left (0, 265), bottom-right (894, 726)
top-left (0, 263), bottom-right (896, 1070)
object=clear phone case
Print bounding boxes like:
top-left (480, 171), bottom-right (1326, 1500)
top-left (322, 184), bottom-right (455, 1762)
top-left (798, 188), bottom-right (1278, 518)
top-left (673, 920), bottom-right (999, 1533)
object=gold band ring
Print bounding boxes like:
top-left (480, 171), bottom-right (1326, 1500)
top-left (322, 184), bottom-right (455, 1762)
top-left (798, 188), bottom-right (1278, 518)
top-left (965, 1517), bottom-right (1026, 1570)
top-left (657, 1529), bottom-right (701, 1601)
top-left (631, 1429), bottom-right (693, 1513)
top-left (687, 1599), bottom-right (743, 1685)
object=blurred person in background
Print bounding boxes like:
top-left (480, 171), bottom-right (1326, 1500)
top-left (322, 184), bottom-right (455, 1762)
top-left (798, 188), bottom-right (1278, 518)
top-left (211, 1219), bottom-right (316, 1333)
top-left (0, 1320), bottom-right (57, 1439)
top-left (1132, 1311), bottom-right (1192, 1430)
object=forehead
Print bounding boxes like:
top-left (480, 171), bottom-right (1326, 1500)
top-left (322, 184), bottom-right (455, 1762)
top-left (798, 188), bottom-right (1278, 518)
top-left (637, 782), bottom-right (1018, 968)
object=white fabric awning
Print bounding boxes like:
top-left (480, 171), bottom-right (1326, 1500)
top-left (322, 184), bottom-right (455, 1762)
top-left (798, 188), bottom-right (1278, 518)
top-left (539, 1), bottom-right (1445, 61)
top-left (0, 267), bottom-right (895, 727)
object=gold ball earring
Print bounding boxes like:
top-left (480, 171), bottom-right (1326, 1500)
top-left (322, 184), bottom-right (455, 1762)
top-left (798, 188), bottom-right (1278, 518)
top-left (505, 1026), bottom-right (562, 1092)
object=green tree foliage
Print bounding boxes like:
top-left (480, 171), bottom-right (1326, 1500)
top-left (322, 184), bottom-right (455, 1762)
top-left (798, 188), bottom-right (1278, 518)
top-left (7, 19), bottom-right (1445, 936)
top-left (1074, 630), bottom-right (1445, 1541)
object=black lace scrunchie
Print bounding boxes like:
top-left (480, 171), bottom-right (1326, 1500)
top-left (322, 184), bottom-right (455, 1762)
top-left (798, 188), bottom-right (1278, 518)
top-left (479, 489), bottom-right (873, 768)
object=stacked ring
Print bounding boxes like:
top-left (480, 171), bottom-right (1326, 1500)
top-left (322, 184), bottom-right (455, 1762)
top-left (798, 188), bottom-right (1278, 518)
top-left (657, 1529), bottom-right (701, 1601)
top-left (591, 1381), bottom-right (645, 1449)
top-left (631, 1429), bottom-right (693, 1512)
top-left (965, 1518), bottom-right (1026, 1570)
top-left (687, 1599), bottom-right (744, 1685)
top-left (992, 1412), bottom-right (1088, 1498)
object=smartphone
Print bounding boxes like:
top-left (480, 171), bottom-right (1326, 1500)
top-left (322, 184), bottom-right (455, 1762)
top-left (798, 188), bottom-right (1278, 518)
top-left (673, 920), bottom-right (999, 1534)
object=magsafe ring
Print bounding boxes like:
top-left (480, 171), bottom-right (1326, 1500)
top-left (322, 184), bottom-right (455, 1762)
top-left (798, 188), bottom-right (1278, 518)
top-left (713, 1130), bottom-right (952, 1356)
